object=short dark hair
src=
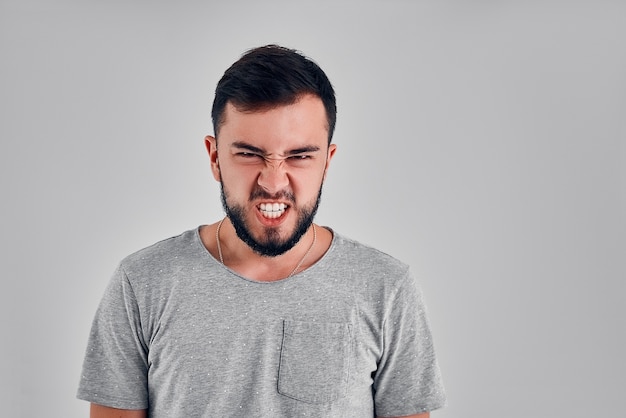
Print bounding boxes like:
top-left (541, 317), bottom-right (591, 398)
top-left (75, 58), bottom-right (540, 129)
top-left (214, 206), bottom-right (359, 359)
top-left (211, 45), bottom-right (337, 144)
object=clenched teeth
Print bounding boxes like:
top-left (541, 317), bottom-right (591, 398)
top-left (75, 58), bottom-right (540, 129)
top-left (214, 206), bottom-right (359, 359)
top-left (259, 203), bottom-right (287, 219)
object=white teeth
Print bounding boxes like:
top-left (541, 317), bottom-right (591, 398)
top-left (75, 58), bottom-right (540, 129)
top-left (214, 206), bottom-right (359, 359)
top-left (259, 203), bottom-right (287, 218)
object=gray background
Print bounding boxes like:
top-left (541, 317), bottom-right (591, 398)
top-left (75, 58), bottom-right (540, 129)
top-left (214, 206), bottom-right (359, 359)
top-left (2, 1), bottom-right (625, 417)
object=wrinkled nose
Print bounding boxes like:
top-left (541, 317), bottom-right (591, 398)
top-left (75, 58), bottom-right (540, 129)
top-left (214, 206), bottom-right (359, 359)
top-left (257, 160), bottom-right (289, 194)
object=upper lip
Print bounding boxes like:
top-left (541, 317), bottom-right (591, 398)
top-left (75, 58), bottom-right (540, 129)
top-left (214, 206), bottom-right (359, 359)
top-left (257, 202), bottom-right (290, 207)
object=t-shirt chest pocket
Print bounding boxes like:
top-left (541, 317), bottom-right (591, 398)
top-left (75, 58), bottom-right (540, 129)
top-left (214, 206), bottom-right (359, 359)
top-left (278, 320), bottom-right (353, 404)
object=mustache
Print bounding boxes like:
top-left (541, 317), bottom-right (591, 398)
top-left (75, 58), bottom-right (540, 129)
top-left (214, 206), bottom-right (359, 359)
top-left (249, 187), bottom-right (296, 203)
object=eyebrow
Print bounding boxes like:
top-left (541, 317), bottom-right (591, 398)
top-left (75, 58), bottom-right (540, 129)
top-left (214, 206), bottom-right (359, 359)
top-left (285, 146), bottom-right (321, 155)
top-left (231, 141), bottom-right (321, 156)
top-left (231, 141), bottom-right (265, 154)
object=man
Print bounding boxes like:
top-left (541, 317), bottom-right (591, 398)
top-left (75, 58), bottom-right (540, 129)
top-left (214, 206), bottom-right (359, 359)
top-left (78, 45), bottom-right (446, 418)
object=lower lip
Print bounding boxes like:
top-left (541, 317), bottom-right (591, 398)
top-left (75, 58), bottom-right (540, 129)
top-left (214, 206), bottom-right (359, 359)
top-left (256, 207), bottom-right (289, 226)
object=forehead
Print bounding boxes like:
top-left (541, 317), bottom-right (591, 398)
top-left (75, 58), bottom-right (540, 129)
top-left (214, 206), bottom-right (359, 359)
top-left (218, 95), bottom-right (328, 150)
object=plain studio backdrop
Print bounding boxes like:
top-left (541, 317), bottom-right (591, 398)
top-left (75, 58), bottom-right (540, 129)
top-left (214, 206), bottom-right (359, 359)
top-left (1, 1), bottom-right (625, 417)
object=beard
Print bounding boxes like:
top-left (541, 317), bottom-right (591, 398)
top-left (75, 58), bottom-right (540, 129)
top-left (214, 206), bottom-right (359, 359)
top-left (220, 183), bottom-right (322, 257)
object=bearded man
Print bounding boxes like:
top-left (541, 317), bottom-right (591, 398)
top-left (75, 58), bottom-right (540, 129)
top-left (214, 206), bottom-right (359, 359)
top-left (78, 45), bottom-right (446, 418)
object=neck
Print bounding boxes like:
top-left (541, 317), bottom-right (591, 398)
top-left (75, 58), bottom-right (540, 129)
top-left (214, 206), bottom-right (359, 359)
top-left (214, 218), bottom-right (319, 281)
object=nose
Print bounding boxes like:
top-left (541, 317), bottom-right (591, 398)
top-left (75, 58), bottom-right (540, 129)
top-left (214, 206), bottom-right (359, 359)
top-left (257, 159), bottom-right (289, 194)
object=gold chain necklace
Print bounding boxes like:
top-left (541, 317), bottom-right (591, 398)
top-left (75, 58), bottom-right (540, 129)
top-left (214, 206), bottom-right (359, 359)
top-left (215, 218), bottom-right (317, 278)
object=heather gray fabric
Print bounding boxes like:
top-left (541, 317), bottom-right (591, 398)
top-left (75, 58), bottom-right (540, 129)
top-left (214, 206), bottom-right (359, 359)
top-left (77, 227), bottom-right (446, 417)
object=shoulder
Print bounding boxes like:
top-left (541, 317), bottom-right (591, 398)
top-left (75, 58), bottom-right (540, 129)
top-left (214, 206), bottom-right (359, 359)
top-left (118, 228), bottom-right (202, 277)
top-left (331, 231), bottom-right (409, 270)
top-left (327, 230), bottom-right (412, 286)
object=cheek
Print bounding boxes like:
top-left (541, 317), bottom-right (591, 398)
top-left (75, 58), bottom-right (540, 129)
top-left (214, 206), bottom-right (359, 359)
top-left (292, 174), bottom-right (324, 201)
top-left (222, 167), bottom-right (259, 195)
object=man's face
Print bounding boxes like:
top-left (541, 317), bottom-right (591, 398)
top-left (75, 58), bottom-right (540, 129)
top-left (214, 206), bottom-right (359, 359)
top-left (207, 94), bottom-right (336, 257)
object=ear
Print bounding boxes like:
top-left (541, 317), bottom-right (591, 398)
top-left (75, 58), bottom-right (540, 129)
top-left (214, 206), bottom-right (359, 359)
top-left (323, 143), bottom-right (337, 181)
top-left (205, 135), bottom-right (221, 182)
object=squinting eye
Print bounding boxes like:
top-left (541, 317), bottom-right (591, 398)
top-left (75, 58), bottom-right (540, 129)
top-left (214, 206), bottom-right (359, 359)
top-left (285, 154), bottom-right (315, 167)
top-left (237, 152), bottom-right (262, 159)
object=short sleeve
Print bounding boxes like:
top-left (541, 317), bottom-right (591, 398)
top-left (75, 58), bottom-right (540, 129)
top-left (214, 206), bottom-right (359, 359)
top-left (372, 269), bottom-right (446, 416)
top-left (76, 265), bottom-right (149, 409)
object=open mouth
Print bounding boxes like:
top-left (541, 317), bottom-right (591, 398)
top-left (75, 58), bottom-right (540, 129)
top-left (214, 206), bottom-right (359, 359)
top-left (258, 202), bottom-right (288, 219)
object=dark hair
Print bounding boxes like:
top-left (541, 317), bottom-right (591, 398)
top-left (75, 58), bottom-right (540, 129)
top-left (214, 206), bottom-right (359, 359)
top-left (211, 45), bottom-right (337, 144)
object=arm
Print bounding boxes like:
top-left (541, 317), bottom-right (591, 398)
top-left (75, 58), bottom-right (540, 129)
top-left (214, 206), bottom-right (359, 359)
top-left (378, 414), bottom-right (430, 418)
top-left (90, 403), bottom-right (147, 418)
top-left (78, 268), bottom-right (150, 415)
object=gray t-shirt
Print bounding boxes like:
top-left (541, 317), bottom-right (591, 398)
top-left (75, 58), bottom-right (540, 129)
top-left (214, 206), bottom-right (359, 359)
top-left (77, 227), bottom-right (446, 417)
